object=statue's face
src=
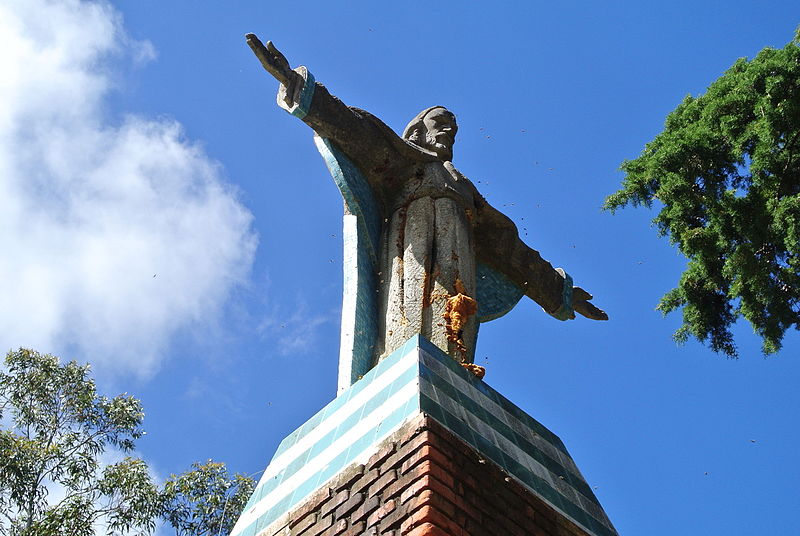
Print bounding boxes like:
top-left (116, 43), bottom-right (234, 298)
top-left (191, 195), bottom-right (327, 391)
top-left (421, 108), bottom-right (457, 160)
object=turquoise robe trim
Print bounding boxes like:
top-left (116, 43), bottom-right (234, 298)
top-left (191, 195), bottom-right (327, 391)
top-left (548, 269), bottom-right (574, 321)
top-left (291, 70), bottom-right (315, 119)
top-left (314, 136), bottom-right (379, 391)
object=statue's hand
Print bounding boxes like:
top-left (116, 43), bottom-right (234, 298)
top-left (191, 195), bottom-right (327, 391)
top-left (246, 34), bottom-right (301, 106)
top-left (572, 286), bottom-right (608, 321)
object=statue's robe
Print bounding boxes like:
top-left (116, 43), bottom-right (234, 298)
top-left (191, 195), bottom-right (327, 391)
top-left (278, 68), bottom-right (573, 386)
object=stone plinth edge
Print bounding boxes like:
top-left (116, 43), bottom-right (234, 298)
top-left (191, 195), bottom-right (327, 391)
top-left (256, 414), bottom-right (605, 536)
top-left (231, 336), bottom-right (616, 536)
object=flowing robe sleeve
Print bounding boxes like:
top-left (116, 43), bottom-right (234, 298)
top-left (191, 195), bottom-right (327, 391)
top-left (472, 189), bottom-right (575, 320)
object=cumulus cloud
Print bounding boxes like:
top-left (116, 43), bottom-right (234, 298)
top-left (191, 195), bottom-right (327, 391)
top-left (0, 0), bottom-right (257, 377)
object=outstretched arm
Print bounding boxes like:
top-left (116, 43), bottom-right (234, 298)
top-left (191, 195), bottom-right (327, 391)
top-left (473, 193), bottom-right (607, 321)
top-left (571, 287), bottom-right (608, 321)
top-left (246, 34), bottom-right (401, 180)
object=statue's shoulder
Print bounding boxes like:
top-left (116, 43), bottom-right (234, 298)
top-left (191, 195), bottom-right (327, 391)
top-left (350, 106), bottom-right (440, 163)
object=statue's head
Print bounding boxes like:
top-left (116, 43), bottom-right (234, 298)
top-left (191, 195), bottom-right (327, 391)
top-left (402, 106), bottom-right (458, 161)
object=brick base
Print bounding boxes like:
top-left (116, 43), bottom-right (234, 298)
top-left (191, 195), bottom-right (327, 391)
top-left (260, 413), bottom-right (590, 536)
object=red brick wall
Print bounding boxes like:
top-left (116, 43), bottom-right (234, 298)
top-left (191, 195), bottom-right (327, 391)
top-left (260, 414), bottom-right (590, 536)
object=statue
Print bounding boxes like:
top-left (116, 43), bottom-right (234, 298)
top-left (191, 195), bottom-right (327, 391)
top-left (247, 35), bottom-right (607, 382)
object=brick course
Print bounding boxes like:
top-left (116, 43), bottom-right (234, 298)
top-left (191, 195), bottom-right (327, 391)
top-left (258, 414), bottom-right (591, 536)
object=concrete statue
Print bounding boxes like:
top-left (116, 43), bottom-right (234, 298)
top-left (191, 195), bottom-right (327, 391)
top-left (247, 34), bottom-right (607, 384)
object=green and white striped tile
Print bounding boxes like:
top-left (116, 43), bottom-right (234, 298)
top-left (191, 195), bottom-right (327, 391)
top-left (230, 336), bottom-right (617, 536)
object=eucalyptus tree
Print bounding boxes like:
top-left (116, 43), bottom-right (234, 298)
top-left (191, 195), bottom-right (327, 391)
top-left (0, 348), bottom-right (159, 535)
top-left (160, 461), bottom-right (255, 536)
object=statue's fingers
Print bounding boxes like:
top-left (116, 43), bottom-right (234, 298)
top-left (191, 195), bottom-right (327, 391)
top-left (574, 300), bottom-right (608, 321)
top-left (266, 41), bottom-right (292, 72)
top-left (246, 34), bottom-right (271, 61)
top-left (248, 37), bottom-right (279, 74)
top-left (246, 34), bottom-right (267, 59)
top-left (246, 35), bottom-right (293, 86)
top-left (572, 286), bottom-right (593, 301)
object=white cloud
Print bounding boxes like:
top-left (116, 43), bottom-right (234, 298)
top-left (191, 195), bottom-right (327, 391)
top-left (0, 0), bottom-right (257, 377)
top-left (256, 297), bottom-right (333, 357)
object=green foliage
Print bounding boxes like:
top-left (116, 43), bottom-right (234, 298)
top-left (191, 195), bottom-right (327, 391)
top-left (160, 461), bottom-right (255, 536)
top-left (0, 348), bottom-right (257, 536)
top-left (0, 348), bottom-right (159, 536)
top-left (605, 29), bottom-right (800, 357)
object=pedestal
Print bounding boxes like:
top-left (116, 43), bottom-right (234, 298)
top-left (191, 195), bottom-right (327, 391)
top-left (231, 336), bottom-right (617, 536)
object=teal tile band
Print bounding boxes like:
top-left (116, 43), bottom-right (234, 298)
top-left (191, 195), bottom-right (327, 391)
top-left (230, 335), bottom-right (616, 536)
top-left (289, 68), bottom-right (315, 119)
top-left (415, 339), bottom-right (615, 536)
top-left (231, 338), bottom-right (421, 536)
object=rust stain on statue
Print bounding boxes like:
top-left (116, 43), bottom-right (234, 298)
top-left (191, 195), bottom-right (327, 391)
top-left (443, 278), bottom-right (483, 378)
top-left (461, 362), bottom-right (485, 379)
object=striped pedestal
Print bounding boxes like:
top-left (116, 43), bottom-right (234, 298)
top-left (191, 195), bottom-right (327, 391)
top-left (231, 336), bottom-right (616, 536)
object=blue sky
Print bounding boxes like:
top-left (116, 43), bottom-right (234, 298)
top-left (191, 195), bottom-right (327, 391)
top-left (2, 0), bottom-right (800, 534)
